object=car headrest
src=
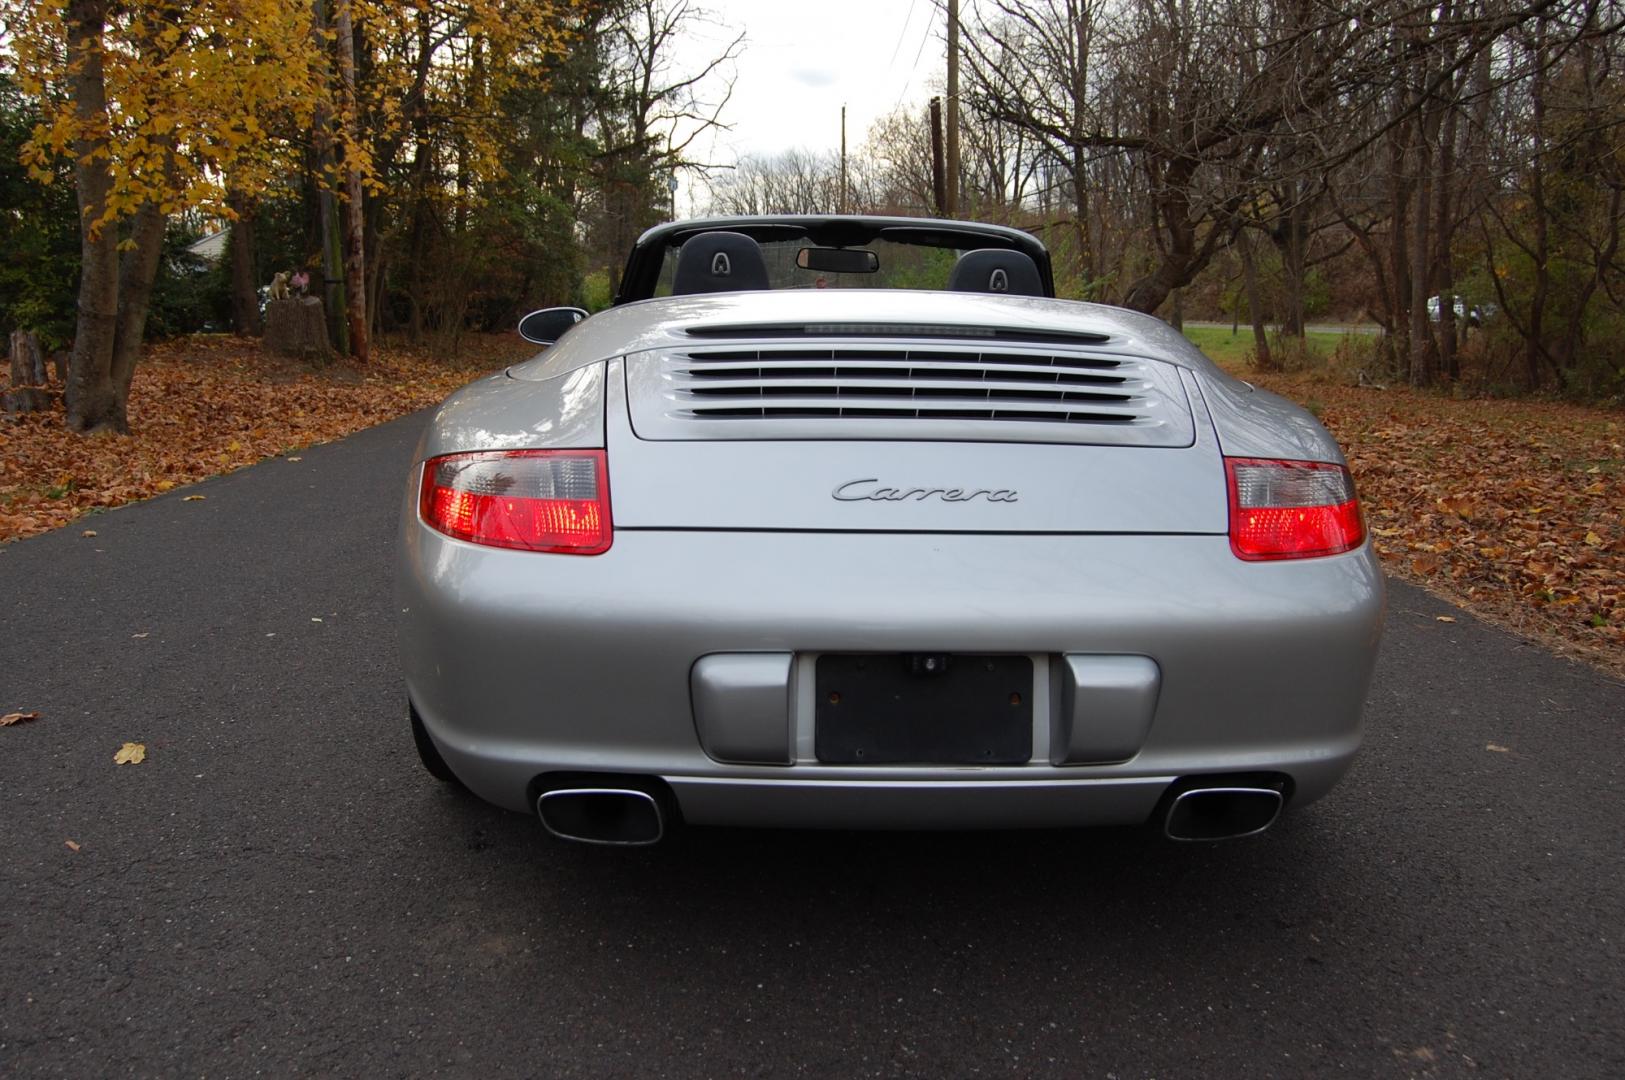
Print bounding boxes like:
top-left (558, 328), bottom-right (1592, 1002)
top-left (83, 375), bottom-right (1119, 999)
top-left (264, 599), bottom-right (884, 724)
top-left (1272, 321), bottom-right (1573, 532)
top-left (947, 249), bottom-right (1044, 297)
top-left (672, 231), bottom-right (771, 295)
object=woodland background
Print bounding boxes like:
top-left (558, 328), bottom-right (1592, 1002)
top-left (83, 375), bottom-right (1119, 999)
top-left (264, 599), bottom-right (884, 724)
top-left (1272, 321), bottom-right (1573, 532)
top-left (0, 1), bottom-right (1620, 665)
top-left (1, 0), bottom-right (1622, 424)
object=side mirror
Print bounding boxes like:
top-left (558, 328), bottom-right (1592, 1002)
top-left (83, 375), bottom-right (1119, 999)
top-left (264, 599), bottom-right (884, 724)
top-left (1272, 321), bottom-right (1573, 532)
top-left (518, 306), bottom-right (588, 345)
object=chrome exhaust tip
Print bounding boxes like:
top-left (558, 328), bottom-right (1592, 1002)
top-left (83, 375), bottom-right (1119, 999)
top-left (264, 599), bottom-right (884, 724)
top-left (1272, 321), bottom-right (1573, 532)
top-left (537, 788), bottom-right (665, 846)
top-left (1164, 786), bottom-right (1284, 842)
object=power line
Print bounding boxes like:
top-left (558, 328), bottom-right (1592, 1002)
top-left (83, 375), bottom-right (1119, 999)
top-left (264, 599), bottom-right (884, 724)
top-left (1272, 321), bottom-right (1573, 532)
top-left (894, 0), bottom-right (936, 111)
top-left (886, 0), bottom-right (922, 69)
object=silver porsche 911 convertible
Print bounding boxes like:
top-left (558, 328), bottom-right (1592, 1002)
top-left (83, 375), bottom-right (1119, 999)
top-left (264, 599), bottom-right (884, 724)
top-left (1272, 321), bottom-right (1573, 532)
top-left (398, 216), bottom-right (1384, 845)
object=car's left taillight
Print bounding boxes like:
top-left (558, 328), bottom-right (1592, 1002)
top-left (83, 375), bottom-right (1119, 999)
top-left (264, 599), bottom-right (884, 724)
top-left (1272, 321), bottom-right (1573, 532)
top-left (419, 449), bottom-right (611, 554)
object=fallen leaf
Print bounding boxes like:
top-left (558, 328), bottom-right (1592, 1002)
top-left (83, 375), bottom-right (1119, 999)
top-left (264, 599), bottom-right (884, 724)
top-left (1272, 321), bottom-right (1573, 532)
top-left (64, 840), bottom-right (81, 852)
top-left (82, 529), bottom-right (98, 537)
top-left (1411, 553), bottom-right (1443, 574)
top-left (1436, 495), bottom-right (1476, 518)
top-left (1435, 615), bottom-right (1457, 623)
top-left (1585, 531), bottom-right (1605, 548)
top-left (1, 711), bottom-right (42, 727)
top-left (114, 742), bottom-right (146, 765)
top-left (183, 495), bottom-right (206, 502)
top-left (1486, 743), bottom-right (1510, 753)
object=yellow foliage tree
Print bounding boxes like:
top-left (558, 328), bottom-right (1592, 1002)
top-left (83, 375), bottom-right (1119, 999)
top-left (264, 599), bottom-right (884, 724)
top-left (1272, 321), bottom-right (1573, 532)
top-left (6, 0), bottom-right (586, 428)
top-left (350, 0), bottom-right (586, 206)
top-left (316, 0), bottom-right (584, 358)
top-left (5, 0), bottom-right (326, 433)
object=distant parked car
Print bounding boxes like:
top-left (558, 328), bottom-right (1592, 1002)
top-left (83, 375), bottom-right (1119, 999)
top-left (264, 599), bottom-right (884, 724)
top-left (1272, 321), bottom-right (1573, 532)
top-left (1427, 295), bottom-right (1496, 327)
top-left (398, 215), bottom-right (1385, 846)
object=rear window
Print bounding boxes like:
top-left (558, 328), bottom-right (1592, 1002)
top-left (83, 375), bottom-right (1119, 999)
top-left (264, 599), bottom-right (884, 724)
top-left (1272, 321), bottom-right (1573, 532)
top-left (652, 238), bottom-right (967, 297)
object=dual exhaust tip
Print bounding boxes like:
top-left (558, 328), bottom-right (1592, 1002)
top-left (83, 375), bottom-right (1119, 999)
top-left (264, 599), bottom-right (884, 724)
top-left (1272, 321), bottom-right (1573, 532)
top-left (535, 776), bottom-right (1286, 845)
top-left (537, 785), bottom-right (668, 846)
top-left (1163, 783), bottom-right (1285, 841)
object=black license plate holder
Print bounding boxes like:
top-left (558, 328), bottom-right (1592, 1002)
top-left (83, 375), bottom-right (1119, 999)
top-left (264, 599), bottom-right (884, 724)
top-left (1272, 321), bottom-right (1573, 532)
top-left (814, 653), bottom-right (1033, 765)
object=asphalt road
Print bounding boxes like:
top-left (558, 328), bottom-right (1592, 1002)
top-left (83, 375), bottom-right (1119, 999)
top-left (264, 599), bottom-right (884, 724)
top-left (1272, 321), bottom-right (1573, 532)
top-left (2, 412), bottom-right (1622, 1079)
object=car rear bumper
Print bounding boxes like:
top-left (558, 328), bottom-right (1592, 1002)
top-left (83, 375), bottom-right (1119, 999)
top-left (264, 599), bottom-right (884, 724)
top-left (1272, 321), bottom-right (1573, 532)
top-left (399, 525), bottom-right (1384, 825)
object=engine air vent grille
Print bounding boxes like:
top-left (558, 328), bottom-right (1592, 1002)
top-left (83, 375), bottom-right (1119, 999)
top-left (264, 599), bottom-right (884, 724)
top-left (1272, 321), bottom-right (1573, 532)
top-left (628, 342), bottom-right (1194, 446)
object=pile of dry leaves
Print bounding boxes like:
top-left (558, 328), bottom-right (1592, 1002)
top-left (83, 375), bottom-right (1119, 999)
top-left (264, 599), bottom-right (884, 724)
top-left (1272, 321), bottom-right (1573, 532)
top-left (1246, 369), bottom-right (1622, 675)
top-left (0, 334), bottom-right (531, 540)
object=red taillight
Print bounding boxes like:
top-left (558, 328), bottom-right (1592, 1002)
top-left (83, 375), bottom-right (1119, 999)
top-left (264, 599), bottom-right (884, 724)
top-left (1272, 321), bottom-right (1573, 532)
top-left (419, 449), bottom-right (611, 554)
top-left (1225, 457), bottom-right (1363, 561)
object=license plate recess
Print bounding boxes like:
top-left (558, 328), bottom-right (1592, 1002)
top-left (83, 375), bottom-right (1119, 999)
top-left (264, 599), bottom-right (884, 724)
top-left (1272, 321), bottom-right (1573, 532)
top-left (814, 653), bottom-right (1033, 765)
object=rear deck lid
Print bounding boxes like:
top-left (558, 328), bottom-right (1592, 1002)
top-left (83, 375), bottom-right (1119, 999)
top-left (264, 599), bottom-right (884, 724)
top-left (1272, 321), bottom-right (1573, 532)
top-left (607, 333), bottom-right (1227, 534)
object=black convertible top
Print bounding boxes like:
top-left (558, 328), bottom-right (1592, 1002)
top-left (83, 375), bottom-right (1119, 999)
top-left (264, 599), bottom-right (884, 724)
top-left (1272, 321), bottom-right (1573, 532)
top-left (614, 215), bottom-right (1055, 303)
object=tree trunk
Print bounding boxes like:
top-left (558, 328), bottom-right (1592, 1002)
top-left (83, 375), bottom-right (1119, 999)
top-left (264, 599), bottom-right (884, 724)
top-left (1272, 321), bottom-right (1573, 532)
top-left (108, 192), bottom-right (171, 416)
top-left (228, 189), bottom-right (262, 337)
top-left (62, 0), bottom-right (176, 434)
top-left (9, 330), bottom-right (46, 386)
top-left (264, 298), bottom-right (335, 364)
top-left (1239, 230), bottom-right (1274, 371)
top-left (1408, 147), bottom-right (1436, 387)
top-left (310, 0), bottom-right (349, 357)
top-left (63, 0), bottom-right (124, 435)
top-left (1435, 93), bottom-right (1459, 381)
top-left (4, 331), bottom-right (50, 414)
top-left (1119, 159), bottom-right (1233, 315)
top-left (335, 0), bottom-right (369, 363)
top-left (1280, 186), bottom-right (1307, 339)
top-left (1524, 22), bottom-right (1550, 391)
top-left (1387, 115), bottom-right (1413, 376)
top-left (1072, 15), bottom-right (1093, 292)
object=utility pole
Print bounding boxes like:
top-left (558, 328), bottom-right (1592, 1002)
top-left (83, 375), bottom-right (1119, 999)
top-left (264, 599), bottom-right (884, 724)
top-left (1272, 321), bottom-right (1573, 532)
top-left (929, 97), bottom-right (947, 216)
top-left (945, 0), bottom-right (960, 217)
top-left (840, 105), bottom-right (848, 214)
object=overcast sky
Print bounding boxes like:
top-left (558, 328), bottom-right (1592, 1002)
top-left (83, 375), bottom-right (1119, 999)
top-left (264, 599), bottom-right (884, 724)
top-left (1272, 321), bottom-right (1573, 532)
top-left (674, 0), bottom-right (947, 212)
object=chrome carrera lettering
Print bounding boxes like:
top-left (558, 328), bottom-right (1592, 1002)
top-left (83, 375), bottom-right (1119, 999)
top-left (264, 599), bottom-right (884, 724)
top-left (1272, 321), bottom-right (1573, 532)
top-left (832, 479), bottom-right (1018, 504)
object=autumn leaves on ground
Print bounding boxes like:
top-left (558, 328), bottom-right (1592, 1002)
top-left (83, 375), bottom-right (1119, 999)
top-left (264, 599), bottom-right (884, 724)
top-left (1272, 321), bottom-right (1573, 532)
top-left (1, 333), bottom-right (1621, 676)
top-left (0, 333), bottom-right (530, 537)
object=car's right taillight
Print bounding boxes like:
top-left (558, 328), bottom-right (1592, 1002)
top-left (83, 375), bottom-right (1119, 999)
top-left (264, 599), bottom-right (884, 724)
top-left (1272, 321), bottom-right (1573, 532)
top-left (419, 449), bottom-right (611, 554)
top-left (1225, 457), bottom-right (1364, 561)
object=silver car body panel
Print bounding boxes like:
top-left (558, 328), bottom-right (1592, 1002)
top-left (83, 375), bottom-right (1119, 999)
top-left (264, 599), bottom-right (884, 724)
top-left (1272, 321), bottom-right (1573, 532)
top-left (608, 359), bottom-right (1227, 533)
top-left (417, 361), bottom-right (605, 460)
top-left (1196, 367), bottom-right (1347, 464)
top-left (400, 288), bottom-right (1384, 830)
top-left (400, 525), bottom-right (1382, 820)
